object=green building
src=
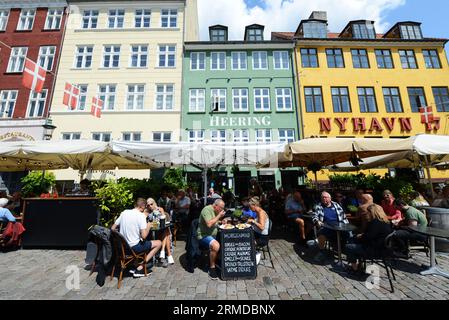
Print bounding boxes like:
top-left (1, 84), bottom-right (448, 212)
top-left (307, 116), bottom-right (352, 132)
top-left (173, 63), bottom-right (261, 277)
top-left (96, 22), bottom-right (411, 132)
top-left (182, 24), bottom-right (301, 196)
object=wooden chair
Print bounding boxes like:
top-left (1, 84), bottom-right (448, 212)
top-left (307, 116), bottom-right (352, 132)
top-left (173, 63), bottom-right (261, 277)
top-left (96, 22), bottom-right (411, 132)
top-left (0, 222), bottom-right (5, 246)
top-left (110, 230), bottom-right (148, 289)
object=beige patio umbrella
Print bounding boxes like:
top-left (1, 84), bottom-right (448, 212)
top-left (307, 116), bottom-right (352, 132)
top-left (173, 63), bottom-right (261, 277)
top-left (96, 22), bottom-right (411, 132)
top-left (282, 137), bottom-right (414, 187)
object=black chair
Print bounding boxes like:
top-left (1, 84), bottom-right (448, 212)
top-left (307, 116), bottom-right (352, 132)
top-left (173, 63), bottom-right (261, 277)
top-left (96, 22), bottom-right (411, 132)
top-left (110, 230), bottom-right (148, 289)
top-left (256, 219), bottom-right (274, 268)
top-left (361, 232), bottom-right (397, 293)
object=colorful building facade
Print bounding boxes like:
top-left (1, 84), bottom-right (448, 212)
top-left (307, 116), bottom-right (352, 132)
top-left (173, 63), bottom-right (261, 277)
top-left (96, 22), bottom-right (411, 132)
top-left (182, 25), bottom-right (300, 195)
top-left (49, 0), bottom-right (199, 184)
top-left (273, 11), bottom-right (449, 182)
top-left (0, 0), bottom-right (68, 191)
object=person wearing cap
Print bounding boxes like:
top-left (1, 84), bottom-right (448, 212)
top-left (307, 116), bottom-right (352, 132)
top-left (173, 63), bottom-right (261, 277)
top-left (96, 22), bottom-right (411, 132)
top-left (0, 198), bottom-right (16, 223)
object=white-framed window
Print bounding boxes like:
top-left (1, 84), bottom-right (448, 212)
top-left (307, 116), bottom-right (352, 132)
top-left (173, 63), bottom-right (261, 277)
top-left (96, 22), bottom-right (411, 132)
top-left (231, 52), bottom-right (247, 70)
top-left (256, 129), bottom-right (272, 143)
top-left (279, 129), bottom-right (295, 143)
top-left (211, 130), bottom-right (226, 143)
top-left (211, 88), bottom-right (226, 112)
top-left (130, 45), bottom-right (148, 67)
top-left (102, 45), bottom-right (120, 68)
top-left (189, 89), bottom-right (205, 112)
top-left (7, 47), bottom-right (27, 73)
top-left (0, 90), bottom-right (17, 118)
top-left (82, 10), bottom-right (98, 29)
top-left (126, 84), bottom-right (145, 110)
top-left (108, 9), bottom-right (125, 29)
top-left (155, 84), bottom-right (174, 110)
top-left (158, 45), bottom-right (176, 67)
top-left (191, 52), bottom-right (206, 70)
top-left (276, 88), bottom-right (292, 111)
top-left (211, 52), bottom-right (226, 70)
top-left (188, 130), bottom-right (204, 143)
top-left (254, 88), bottom-right (270, 111)
top-left (98, 84), bottom-right (116, 110)
top-left (161, 9), bottom-right (177, 28)
top-left (233, 129), bottom-right (249, 143)
top-left (17, 9), bottom-right (35, 31)
top-left (45, 8), bottom-right (63, 30)
top-left (122, 132), bottom-right (142, 142)
top-left (38, 46), bottom-right (56, 71)
top-left (0, 9), bottom-right (9, 31)
top-left (135, 9), bottom-right (151, 28)
top-left (232, 88), bottom-right (249, 112)
top-left (76, 84), bottom-right (88, 110)
top-left (92, 132), bottom-right (111, 142)
top-left (274, 51), bottom-right (289, 70)
top-left (62, 133), bottom-right (81, 140)
top-left (153, 132), bottom-right (172, 142)
top-left (252, 51), bottom-right (268, 70)
top-left (27, 89), bottom-right (47, 118)
top-left (74, 46), bottom-right (93, 69)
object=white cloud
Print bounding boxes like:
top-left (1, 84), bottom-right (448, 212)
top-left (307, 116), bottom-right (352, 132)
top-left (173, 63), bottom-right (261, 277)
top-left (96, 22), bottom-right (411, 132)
top-left (197, 0), bottom-right (406, 40)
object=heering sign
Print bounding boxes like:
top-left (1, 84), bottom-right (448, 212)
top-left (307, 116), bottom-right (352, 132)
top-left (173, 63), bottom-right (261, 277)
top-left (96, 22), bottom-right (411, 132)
top-left (210, 116), bottom-right (272, 127)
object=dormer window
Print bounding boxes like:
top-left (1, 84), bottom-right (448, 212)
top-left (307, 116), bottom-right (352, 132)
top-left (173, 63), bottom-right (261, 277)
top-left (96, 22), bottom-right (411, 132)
top-left (209, 25), bottom-right (228, 41)
top-left (245, 24), bottom-right (264, 41)
top-left (352, 23), bottom-right (376, 39)
top-left (248, 28), bottom-right (263, 41)
top-left (400, 24), bottom-right (423, 40)
top-left (302, 21), bottom-right (327, 38)
top-left (383, 22), bottom-right (423, 40)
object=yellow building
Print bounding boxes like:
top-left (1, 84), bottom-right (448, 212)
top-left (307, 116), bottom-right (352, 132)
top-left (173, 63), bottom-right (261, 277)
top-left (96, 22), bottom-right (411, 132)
top-left (273, 11), bottom-right (449, 182)
top-left (49, 0), bottom-right (199, 183)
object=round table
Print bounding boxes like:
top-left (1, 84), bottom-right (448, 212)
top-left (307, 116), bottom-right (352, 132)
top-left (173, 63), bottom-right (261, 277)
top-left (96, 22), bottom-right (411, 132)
top-left (323, 222), bottom-right (358, 267)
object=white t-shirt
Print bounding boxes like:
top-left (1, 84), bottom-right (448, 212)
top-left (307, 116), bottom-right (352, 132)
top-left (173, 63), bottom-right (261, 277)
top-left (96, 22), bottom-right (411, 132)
top-left (114, 209), bottom-right (148, 247)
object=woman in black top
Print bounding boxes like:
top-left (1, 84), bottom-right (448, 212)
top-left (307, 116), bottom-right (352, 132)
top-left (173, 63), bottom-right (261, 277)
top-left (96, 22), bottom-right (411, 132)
top-left (345, 204), bottom-right (393, 273)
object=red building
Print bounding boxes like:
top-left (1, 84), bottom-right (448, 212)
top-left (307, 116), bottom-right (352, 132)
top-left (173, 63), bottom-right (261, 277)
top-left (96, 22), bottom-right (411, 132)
top-left (0, 1), bottom-right (67, 192)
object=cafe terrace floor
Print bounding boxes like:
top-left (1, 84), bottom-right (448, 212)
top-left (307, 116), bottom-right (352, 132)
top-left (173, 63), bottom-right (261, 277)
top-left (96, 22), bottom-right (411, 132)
top-left (1, 231), bottom-right (449, 300)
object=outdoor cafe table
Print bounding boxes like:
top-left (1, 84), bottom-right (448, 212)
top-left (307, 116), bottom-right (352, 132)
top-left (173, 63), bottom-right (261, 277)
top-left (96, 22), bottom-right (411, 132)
top-left (406, 225), bottom-right (449, 279)
top-left (323, 222), bottom-right (358, 267)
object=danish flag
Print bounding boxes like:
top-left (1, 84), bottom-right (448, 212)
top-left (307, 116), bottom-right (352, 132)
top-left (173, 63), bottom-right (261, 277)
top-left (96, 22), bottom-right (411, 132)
top-left (22, 59), bottom-right (46, 93)
top-left (419, 106), bottom-right (434, 124)
top-left (63, 83), bottom-right (80, 110)
top-left (91, 97), bottom-right (103, 118)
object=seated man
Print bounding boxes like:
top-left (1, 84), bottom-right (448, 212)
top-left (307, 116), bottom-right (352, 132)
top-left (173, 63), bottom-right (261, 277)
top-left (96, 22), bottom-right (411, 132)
top-left (111, 198), bottom-right (162, 278)
top-left (285, 191), bottom-right (307, 245)
top-left (312, 192), bottom-right (349, 263)
top-left (6, 192), bottom-right (22, 216)
top-left (392, 199), bottom-right (428, 256)
top-left (197, 199), bottom-right (226, 280)
top-left (432, 186), bottom-right (449, 208)
top-left (174, 190), bottom-right (191, 226)
top-left (0, 198), bottom-right (16, 223)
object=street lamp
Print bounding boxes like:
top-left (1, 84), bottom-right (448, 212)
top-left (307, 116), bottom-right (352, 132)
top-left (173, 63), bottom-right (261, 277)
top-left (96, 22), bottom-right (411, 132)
top-left (42, 118), bottom-right (56, 141)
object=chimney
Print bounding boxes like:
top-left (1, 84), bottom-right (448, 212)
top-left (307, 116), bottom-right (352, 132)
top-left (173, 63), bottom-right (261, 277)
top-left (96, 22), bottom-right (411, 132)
top-left (309, 11), bottom-right (327, 21)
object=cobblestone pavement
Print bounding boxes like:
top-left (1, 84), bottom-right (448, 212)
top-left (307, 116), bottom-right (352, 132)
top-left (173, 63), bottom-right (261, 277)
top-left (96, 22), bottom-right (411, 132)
top-left (1, 234), bottom-right (449, 300)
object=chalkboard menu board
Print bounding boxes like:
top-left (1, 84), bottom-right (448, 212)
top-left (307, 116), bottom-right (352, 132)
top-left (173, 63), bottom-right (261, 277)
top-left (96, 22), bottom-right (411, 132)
top-left (219, 228), bottom-right (257, 280)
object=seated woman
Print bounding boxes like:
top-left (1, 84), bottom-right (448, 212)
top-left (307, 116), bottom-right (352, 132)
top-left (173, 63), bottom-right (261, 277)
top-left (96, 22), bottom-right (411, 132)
top-left (344, 204), bottom-right (393, 274)
top-left (248, 197), bottom-right (270, 246)
top-left (381, 190), bottom-right (403, 225)
top-left (146, 198), bottom-right (174, 267)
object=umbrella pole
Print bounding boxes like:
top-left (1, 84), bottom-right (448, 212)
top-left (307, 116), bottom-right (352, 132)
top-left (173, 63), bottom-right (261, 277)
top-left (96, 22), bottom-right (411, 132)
top-left (203, 168), bottom-right (208, 206)
top-left (314, 171), bottom-right (318, 190)
top-left (424, 156), bottom-right (436, 200)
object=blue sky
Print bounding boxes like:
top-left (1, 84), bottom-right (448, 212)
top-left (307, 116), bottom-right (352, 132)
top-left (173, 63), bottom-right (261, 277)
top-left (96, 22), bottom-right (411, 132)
top-left (241, 0), bottom-right (449, 39)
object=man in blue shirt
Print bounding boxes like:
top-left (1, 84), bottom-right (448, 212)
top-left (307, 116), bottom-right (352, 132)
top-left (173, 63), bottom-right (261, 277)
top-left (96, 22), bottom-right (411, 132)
top-left (0, 198), bottom-right (16, 223)
top-left (312, 192), bottom-right (349, 263)
top-left (285, 191), bottom-right (307, 244)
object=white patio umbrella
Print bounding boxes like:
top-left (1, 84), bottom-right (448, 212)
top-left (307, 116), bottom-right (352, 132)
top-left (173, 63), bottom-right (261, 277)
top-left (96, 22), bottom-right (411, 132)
top-left (112, 141), bottom-right (287, 204)
top-left (0, 140), bottom-right (151, 174)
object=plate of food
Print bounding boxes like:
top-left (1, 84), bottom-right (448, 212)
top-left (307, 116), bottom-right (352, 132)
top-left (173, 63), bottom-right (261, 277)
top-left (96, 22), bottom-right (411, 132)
top-left (236, 223), bottom-right (251, 230)
top-left (219, 224), bottom-right (235, 230)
